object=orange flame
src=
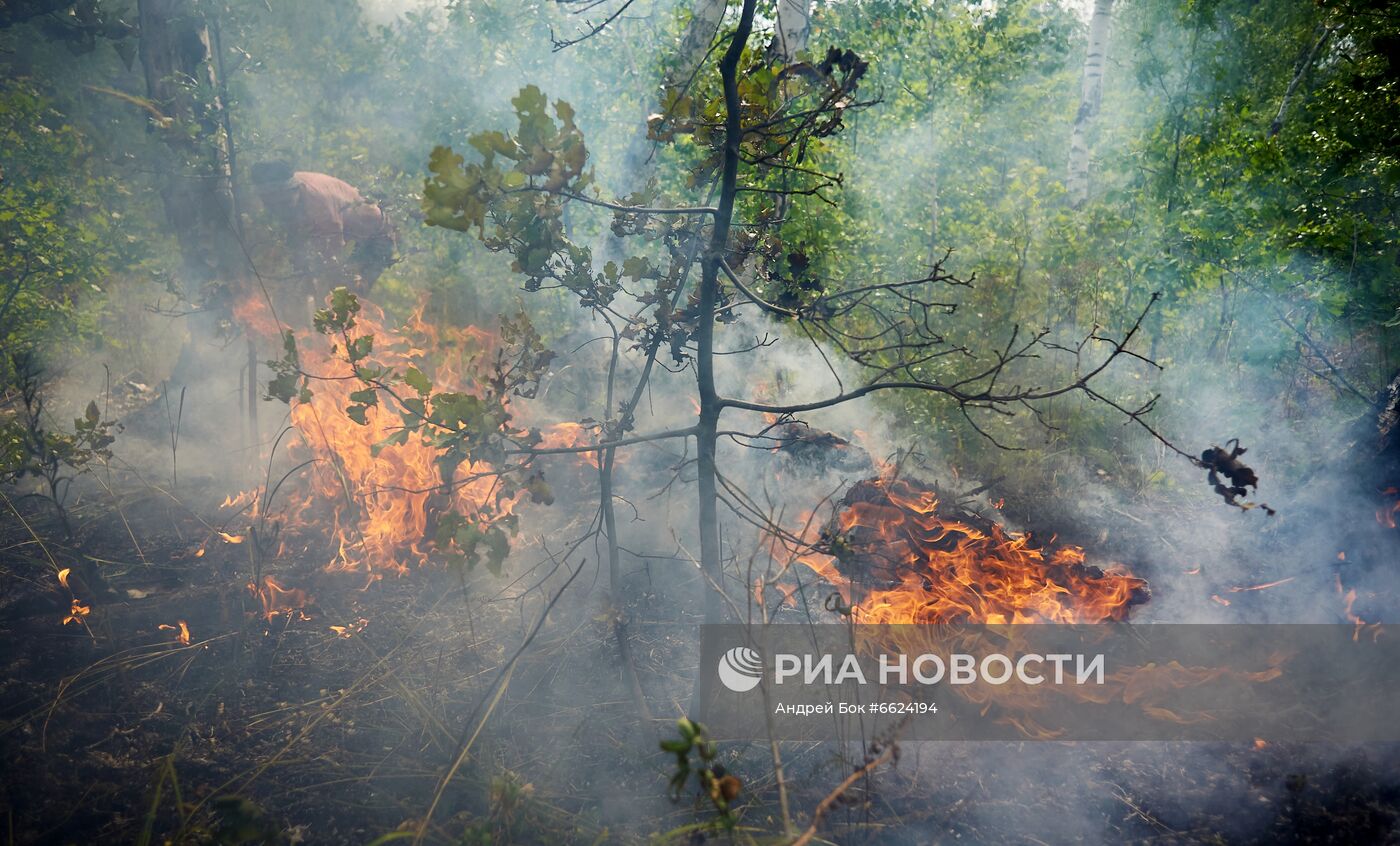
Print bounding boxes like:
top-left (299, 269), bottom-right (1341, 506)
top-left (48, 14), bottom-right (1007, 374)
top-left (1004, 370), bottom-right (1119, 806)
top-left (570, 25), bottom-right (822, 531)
top-left (789, 476), bottom-right (1146, 625)
top-left (62, 598), bottom-right (90, 626)
top-left (1379, 487), bottom-right (1399, 529)
top-left (236, 294), bottom-right (532, 575)
top-left (220, 489), bottom-right (259, 512)
top-left (250, 576), bottom-right (311, 621)
top-left (329, 618), bottom-right (369, 638)
top-left (767, 475), bottom-right (1311, 738)
top-left (159, 620), bottom-right (192, 645)
top-left (539, 421), bottom-right (601, 468)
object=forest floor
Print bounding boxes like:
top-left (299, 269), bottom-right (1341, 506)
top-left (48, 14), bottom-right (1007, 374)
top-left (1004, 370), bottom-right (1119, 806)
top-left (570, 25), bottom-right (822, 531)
top-left (3, 471), bottom-right (1400, 845)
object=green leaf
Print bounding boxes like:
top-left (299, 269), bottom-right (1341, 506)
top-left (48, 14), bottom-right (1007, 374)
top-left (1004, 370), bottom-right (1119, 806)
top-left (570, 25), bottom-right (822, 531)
top-left (371, 429), bottom-right (409, 457)
top-left (348, 335), bottom-right (373, 362)
top-left (403, 367), bottom-right (432, 395)
top-left (266, 371), bottom-right (298, 405)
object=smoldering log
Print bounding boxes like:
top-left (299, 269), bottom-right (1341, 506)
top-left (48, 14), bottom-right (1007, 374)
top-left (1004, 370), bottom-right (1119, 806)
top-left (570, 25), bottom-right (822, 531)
top-left (770, 421), bottom-right (872, 473)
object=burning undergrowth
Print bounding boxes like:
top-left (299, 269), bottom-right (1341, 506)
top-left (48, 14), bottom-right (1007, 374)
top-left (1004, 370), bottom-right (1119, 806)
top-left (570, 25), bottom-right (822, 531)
top-left (8, 285), bottom-right (1398, 845)
top-left (781, 474), bottom-right (1150, 625)
top-left (7, 307), bottom-right (1400, 843)
top-left (230, 291), bottom-right (595, 584)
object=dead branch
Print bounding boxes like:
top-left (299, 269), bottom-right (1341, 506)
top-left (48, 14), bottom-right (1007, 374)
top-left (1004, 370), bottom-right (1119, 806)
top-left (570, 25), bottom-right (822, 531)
top-left (790, 742), bottom-right (897, 846)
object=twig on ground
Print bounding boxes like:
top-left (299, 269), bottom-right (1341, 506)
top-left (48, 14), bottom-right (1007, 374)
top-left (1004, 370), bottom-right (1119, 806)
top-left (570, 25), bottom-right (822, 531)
top-left (790, 742), bottom-right (897, 846)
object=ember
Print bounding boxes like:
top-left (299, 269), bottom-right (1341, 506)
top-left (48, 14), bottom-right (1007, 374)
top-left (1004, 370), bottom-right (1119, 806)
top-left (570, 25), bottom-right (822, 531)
top-left (1228, 577), bottom-right (1294, 593)
top-left (329, 618), bottom-right (368, 638)
top-left (797, 476), bottom-right (1148, 624)
top-left (159, 620), bottom-right (192, 645)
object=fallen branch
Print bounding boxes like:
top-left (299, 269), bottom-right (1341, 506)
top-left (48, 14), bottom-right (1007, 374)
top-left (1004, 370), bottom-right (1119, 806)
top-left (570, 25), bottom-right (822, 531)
top-left (790, 742), bottom-right (896, 846)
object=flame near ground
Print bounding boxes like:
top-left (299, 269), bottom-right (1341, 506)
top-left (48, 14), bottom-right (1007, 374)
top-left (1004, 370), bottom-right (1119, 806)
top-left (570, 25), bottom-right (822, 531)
top-left (782, 475), bottom-right (1149, 625)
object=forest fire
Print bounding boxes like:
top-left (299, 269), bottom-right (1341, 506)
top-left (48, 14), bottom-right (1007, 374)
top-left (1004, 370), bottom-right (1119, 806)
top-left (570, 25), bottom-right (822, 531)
top-left (8, 0), bottom-right (1400, 839)
top-left (795, 476), bottom-right (1148, 624)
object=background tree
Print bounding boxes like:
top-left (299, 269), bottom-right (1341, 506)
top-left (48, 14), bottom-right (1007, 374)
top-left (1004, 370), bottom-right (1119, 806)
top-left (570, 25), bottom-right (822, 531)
top-left (137, 0), bottom-right (243, 319)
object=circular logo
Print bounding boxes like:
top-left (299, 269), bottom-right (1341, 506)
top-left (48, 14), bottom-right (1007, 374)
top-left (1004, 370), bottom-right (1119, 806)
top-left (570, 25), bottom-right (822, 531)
top-left (717, 646), bottom-right (763, 693)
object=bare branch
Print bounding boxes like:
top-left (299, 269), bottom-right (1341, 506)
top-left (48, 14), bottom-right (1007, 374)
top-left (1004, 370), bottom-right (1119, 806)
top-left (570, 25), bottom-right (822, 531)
top-left (504, 186), bottom-right (717, 217)
top-left (549, 0), bottom-right (640, 51)
top-left (790, 741), bottom-right (898, 846)
top-left (508, 425), bottom-right (697, 457)
top-left (719, 259), bottom-right (798, 318)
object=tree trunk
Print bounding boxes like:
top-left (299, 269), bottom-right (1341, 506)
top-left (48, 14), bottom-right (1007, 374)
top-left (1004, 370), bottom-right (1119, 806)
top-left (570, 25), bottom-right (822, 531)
top-left (763, 0), bottom-right (811, 238)
top-left (1066, 0), bottom-right (1113, 207)
top-left (927, 156), bottom-right (940, 265)
top-left (766, 0), bottom-right (810, 64)
top-left (671, 0), bottom-right (728, 90)
top-left (690, 0), bottom-right (758, 720)
top-left (598, 0), bottom-right (727, 715)
top-left (140, 0), bottom-right (250, 450)
top-left (138, 0), bottom-right (243, 307)
top-left (611, 0), bottom-right (726, 230)
top-left (1270, 23), bottom-right (1333, 138)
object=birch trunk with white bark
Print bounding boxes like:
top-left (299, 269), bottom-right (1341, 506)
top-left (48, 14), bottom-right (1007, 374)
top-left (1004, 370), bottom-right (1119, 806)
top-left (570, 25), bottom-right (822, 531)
top-left (766, 0), bottom-right (810, 63)
top-left (615, 0), bottom-right (727, 197)
top-left (671, 0), bottom-right (728, 89)
top-left (1067, 0), bottom-right (1114, 207)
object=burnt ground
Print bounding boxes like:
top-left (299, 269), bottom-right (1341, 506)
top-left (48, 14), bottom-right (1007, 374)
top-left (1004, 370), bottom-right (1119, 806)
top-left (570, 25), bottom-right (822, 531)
top-left (3, 472), bottom-right (1400, 845)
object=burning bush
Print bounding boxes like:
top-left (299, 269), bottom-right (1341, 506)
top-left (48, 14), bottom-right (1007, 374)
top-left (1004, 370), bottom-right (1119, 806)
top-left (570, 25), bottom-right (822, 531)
top-left (234, 289), bottom-right (582, 579)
